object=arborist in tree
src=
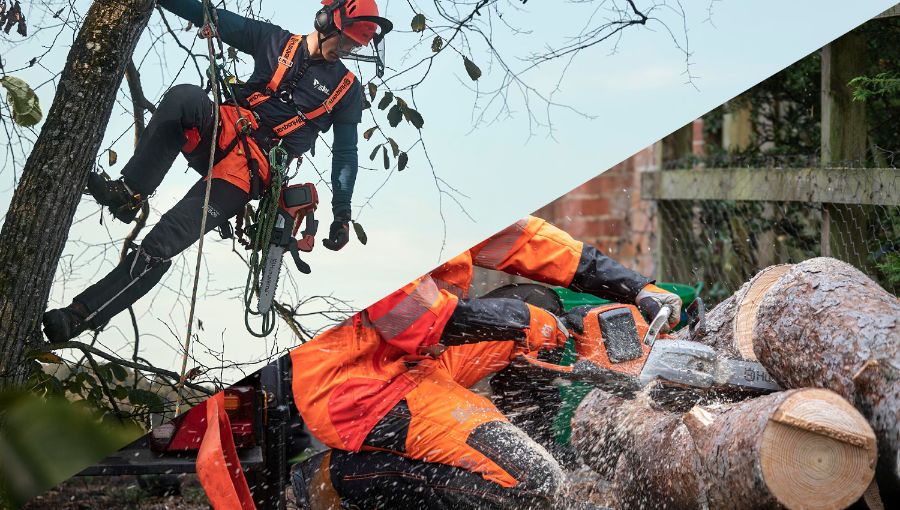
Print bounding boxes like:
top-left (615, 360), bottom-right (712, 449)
top-left (42, 0), bottom-right (392, 343)
top-left (285, 215), bottom-right (681, 509)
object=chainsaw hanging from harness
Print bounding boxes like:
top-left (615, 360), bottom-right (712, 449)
top-left (240, 144), bottom-right (322, 337)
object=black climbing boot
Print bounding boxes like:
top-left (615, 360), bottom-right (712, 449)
top-left (42, 302), bottom-right (91, 343)
top-left (87, 173), bottom-right (144, 224)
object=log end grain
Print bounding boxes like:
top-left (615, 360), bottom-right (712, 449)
top-left (733, 264), bottom-right (793, 361)
top-left (760, 388), bottom-right (876, 510)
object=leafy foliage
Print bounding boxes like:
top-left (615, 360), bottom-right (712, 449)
top-left (0, 75), bottom-right (42, 127)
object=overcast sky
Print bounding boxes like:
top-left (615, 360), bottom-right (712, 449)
top-left (1, 0), bottom-right (895, 383)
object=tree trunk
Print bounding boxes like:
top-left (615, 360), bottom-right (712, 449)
top-left (572, 388), bottom-right (877, 510)
top-left (691, 257), bottom-right (900, 497)
top-left (0, 0), bottom-right (155, 388)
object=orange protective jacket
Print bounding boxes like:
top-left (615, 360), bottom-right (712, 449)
top-left (291, 216), bottom-right (586, 452)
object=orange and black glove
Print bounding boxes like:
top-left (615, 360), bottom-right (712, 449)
top-left (635, 284), bottom-right (681, 331)
top-left (523, 304), bottom-right (570, 352)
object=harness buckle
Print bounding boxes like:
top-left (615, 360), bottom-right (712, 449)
top-left (235, 116), bottom-right (252, 134)
top-left (278, 89), bottom-right (293, 103)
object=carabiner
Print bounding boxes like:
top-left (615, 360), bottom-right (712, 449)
top-left (235, 116), bottom-right (252, 134)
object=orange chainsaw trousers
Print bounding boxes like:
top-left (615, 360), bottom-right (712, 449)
top-left (325, 340), bottom-right (564, 509)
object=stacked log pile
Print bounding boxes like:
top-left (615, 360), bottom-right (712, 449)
top-left (571, 258), bottom-right (898, 509)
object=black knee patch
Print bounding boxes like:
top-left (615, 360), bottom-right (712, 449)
top-left (362, 399), bottom-right (411, 453)
top-left (465, 421), bottom-right (564, 497)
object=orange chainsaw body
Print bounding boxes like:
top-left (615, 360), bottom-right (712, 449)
top-left (572, 303), bottom-right (672, 376)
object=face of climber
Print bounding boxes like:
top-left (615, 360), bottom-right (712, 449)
top-left (321, 31), bottom-right (362, 62)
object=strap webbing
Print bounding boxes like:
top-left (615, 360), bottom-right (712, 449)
top-left (271, 71), bottom-right (356, 137)
top-left (267, 34), bottom-right (303, 93)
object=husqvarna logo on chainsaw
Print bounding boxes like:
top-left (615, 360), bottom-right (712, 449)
top-left (313, 78), bottom-right (331, 94)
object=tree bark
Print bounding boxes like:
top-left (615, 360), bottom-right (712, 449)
top-left (689, 257), bottom-right (900, 497)
top-left (0, 0), bottom-right (155, 388)
top-left (572, 388), bottom-right (877, 510)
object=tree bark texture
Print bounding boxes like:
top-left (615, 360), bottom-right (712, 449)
top-left (572, 388), bottom-right (876, 510)
top-left (0, 0), bottom-right (155, 388)
top-left (690, 257), bottom-right (899, 496)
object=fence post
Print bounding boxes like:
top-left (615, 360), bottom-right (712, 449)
top-left (820, 31), bottom-right (872, 272)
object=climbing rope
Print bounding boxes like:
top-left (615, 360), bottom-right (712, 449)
top-left (174, 0), bottom-right (225, 416)
top-left (243, 143), bottom-right (290, 337)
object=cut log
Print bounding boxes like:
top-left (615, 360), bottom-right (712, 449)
top-left (690, 257), bottom-right (899, 495)
top-left (572, 387), bottom-right (876, 510)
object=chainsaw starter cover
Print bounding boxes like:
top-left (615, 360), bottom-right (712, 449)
top-left (598, 308), bottom-right (642, 363)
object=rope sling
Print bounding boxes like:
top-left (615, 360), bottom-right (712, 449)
top-left (175, 0), bottom-right (291, 411)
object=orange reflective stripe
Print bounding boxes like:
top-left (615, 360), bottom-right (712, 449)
top-left (433, 277), bottom-right (466, 298)
top-left (196, 393), bottom-right (256, 510)
top-left (267, 34), bottom-right (303, 93)
top-left (370, 277), bottom-right (441, 341)
top-left (472, 218), bottom-right (530, 269)
top-left (270, 71), bottom-right (357, 138)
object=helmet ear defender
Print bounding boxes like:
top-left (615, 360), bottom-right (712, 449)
top-left (314, 0), bottom-right (345, 36)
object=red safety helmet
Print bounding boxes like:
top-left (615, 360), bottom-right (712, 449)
top-left (316, 0), bottom-right (393, 76)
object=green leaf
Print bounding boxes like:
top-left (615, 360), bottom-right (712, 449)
top-left (227, 46), bottom-right (239, 61)
top-left (1, 76), bottom-right (42, 127)
top-left (369, 145), bottom-right (380, 161)
top-left (378, 92), bottom-right (394, 110)
top-left (403, 107), bottom-right (425, 129)
top-left (113, 385), bottom-right (129, 400)
top-left (382, 146), bottom-right (389, 170)
top-left (398, 152), bottom-right (409, 171)
top-left (387, 138), bottom-right (399, 157)
top-left (107, 149), bottom-right (117, 166)
top-left (431, 36), bottom-right (443, 52)
top-left (463, 56), bottom-right (482, 81)
top-left (128, 388), bottom-right (165, 413)
top-left (362, 97), bottom-right (371, 110)
top-left (387, 104), bottom-right (403, 127)
top-left (363, 126), bottom-right (377, 140)
top-left (108, 363), bottom-right (128, 382)
top-left (367, 82), bottom-right (378, 100)
top-left (352, 221), bottom-right (368, 245)
top-left (411, 13), bottom-right (426, 33)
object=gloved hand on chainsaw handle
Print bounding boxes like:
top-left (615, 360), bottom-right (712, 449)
top-left (523, 305), bottom-right (570, 352)
top-left (635, 283), bottom-right (681, 331)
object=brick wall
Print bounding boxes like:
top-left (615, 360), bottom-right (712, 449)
top-left (533, 144), bottom-right (661, 278)
top-left (471, 119), bottom-right (705, 295)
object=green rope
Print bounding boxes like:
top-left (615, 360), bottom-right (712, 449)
top-left (244, 143), bottom-right (290, 337)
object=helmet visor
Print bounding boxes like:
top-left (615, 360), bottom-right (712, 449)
top-left (336, 15), bottom-right (392, 78)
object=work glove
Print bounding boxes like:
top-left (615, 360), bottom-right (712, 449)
top-left (523, 305), bottom-right (570, 352)
top-left (635, 284), bottom-right (682, 331)
top-left (322, 219), bottom-right (350, 251)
